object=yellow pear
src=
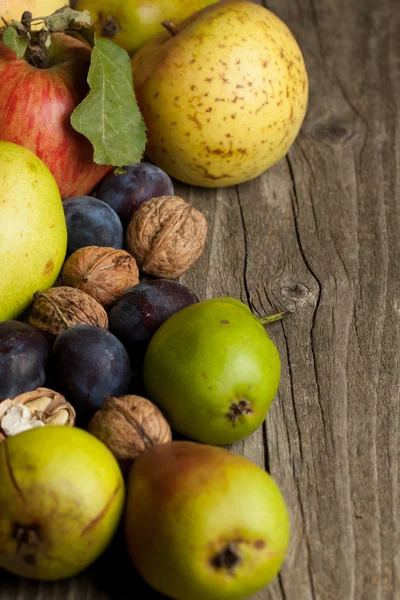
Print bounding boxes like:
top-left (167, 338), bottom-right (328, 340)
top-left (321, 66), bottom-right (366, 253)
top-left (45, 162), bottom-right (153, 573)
top-left (0, 141), bottom-right (67, 321)
top-left (0, 0), bottom-right (63, 26)
top-left (132, 0), bottom-right (308, 187)
top-left (75, 0), bottom-right (219, 55)
top-left (0, 427), bottom-right (125, 580)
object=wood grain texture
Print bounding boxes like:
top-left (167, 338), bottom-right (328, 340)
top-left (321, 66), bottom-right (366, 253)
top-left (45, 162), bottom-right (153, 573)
top-left (1, 0), bottom-right (400, 598)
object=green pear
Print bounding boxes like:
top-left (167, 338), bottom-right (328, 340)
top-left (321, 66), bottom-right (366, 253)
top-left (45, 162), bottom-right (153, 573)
top-left (0, 141), bottom-right (67, 321)
top-left (0, 426), bottom-right (125, 580)
top-left (75, 0), bottom-right (219, 55)
top-left (125, 441), bottom-right (290, 600)
top-left (143, 297), bottom-right (281, 444)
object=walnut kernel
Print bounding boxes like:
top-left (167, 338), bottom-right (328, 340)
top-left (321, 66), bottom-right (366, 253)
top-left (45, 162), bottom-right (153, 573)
top-left (0, 388), bottom-right (75, 441)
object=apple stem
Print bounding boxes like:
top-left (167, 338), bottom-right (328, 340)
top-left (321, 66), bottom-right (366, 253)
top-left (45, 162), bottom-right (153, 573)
top-left (161, 20), bottom-right (179, 37)
top-left (25, 33), bottom-right (51, 69)
top-left (258, 310), bottom-right (291, 325)
top-left (13, 11), bottom-right (51, 69)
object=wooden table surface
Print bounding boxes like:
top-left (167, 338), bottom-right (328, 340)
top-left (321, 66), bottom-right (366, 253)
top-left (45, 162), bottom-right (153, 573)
top-left (2, 0), bottom-right (400, 598)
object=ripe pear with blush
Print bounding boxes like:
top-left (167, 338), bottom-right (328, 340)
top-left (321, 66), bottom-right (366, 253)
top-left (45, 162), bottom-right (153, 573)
top-left (132, 0), bottom-right (308, 187)
top-left (125, 441), bottom-right (290, 600)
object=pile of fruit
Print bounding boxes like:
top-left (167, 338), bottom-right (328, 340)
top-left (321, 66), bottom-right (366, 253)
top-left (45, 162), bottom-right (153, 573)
top-left (0, 1), bottom-right (308, 599)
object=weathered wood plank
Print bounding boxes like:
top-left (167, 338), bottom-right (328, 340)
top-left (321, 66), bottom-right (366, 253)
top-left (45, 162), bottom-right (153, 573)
top-left (1, 0), bottom-right (399, 598)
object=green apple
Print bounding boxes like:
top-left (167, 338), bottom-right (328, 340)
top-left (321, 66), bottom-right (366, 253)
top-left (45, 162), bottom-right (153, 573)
top-left (75, 0), bottom-right (219, 55)
top-left (0, 141), bottom-right (67, 321)
top-left (143, 297), bottom-right (281, 445)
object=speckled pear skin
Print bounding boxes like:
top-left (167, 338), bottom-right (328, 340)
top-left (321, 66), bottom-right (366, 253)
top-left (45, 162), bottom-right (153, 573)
top-left (125, 441), bottom-right (290, 600)
top-left (132, 0), bottom-right (308, 187)
top-left (143, 298), bottom-right (281, 444)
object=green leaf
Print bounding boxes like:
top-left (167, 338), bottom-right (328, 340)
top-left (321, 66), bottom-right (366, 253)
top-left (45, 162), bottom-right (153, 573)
top-left (44, 7), bottom-right (92, 32)
top-left (2, 27), bottom-right (28, 58)
top-left (71, 38), bottom-right (147, 167)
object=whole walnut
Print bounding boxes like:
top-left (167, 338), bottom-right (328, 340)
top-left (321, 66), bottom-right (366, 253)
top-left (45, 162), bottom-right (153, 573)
top-left (29, 286), bottom-right (108, 338)
top-left (62, 246), bottom-right (140, 308)
top-left (88, 395), bottom-right (172, 472)
top-left (125, 196), bottom-right (208, 278)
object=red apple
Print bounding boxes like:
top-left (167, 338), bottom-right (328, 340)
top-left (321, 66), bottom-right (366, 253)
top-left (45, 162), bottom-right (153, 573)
top-left (0, 34), bottom-right (112, 199)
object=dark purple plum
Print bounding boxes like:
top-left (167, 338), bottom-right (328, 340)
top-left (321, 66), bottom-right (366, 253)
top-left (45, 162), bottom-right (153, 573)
top-left (108, 280), bottom-right (198, 360)
top-left (0, 321), bottom-right (50, 401)
top-left (97, 162), bottom-right (174, 226)
top-left (63, 196), bottom-right (123, 256)
top-left (50, 324), bottom-right (131, 418)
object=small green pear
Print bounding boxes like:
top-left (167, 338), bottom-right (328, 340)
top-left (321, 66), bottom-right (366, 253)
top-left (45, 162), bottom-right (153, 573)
top-left (0, 427), bottom-right (125, 580)
top-left (143, 297), bottom-right (282, 444)
top-left (125, 441), bottom-right (290, 600)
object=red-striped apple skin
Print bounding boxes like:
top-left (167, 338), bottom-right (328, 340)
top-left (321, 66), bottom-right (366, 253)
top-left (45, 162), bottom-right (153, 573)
top-left (0, 34), bottom-right (112, 199)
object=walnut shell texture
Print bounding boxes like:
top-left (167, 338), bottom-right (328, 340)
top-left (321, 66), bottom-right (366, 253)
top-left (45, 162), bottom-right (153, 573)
top-left (29, 286), bottom-right (108, 338)
top-left (88, 395), bottom-right (172, 472)
top-left (62, 246), bottom-right (140, 308)
top-left (125, 196), bottom-right (208, 278)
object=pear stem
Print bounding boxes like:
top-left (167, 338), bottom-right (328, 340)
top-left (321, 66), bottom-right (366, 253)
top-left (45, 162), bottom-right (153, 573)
top-left (161, 20), bottom-right (178, 37)
top-left (258, 310), bottom-right (290, 325)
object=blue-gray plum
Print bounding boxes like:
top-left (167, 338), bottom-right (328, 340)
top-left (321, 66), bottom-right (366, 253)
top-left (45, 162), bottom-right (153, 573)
top-left (109, 280), bottom-right (198, 361)
top-left (0, 321), bottom-right (50, 401)
top-left (97, 162), bottom-right (174, 226)
top-left (63, 196), bottom-right (123, 256)
top-left (50, 324), bottom-right (131, 418)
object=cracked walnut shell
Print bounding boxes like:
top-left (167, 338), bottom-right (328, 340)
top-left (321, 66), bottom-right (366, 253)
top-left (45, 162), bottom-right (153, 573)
top-left (62, 246), bottom-right (140, 308)
top-left (0, 388), bottom-right (76, 441)
top-left (28, 286), bottom-right (108, 338)
top-left (125, 196), bottom-right (208, 278)
top-left (88, 395), bottom-right (172, 472)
